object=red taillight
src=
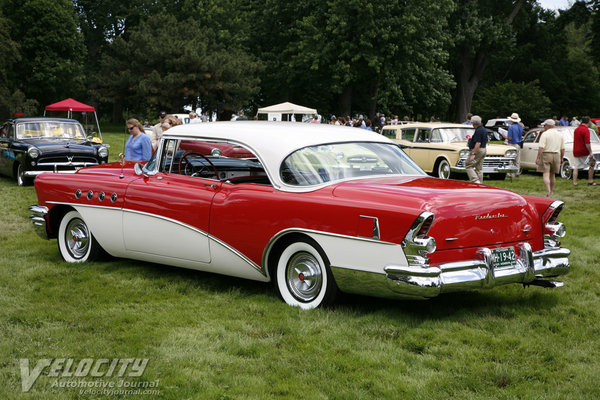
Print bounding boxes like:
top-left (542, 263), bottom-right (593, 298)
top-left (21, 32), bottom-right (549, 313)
top-left (542, 202), bottom-right (563, 224)
top-left (417, 215), bottom-right (434, 237)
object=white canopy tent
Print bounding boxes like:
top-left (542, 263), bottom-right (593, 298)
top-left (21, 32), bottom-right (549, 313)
top-left (256, 102), bottom-right (317, 122)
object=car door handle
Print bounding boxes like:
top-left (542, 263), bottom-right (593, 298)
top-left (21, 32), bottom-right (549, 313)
top-left (204, 183), bottom-right (218, 190)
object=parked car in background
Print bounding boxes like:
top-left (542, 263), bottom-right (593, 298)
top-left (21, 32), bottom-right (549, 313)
top-left (520, 126), bottom-right (600, 179)
top-left (0, 118), bottom-right (109, 186)
top-left (29, 122), bottom-right (569, 309)
top-left (172, 113), bottom-right (191, 124)
top-left (381, 122), bottom-right (518, 179)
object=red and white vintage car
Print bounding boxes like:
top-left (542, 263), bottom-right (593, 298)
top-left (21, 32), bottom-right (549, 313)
top-left (29, 122), bottom-right (570, 309)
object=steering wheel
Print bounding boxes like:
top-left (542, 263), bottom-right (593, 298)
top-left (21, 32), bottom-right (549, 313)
top-left (178, 152), bottom-right (219, 179)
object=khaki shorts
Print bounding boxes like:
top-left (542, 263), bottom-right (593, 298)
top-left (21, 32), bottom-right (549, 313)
top-left (573, 155), bottom-right (595, 170)
top-left (537, 152), bottom-right (561, 173)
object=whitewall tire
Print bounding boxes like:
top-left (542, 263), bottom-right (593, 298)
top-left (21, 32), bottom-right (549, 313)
top-left (436, 159), bottom-right (451, 179)
top-left (275, 239), bottom-right (338, 309)
top-left (58, 210), bottom-right (102, 263)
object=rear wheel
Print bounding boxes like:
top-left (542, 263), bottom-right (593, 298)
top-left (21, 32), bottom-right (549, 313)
top-left (560, 159), bottom-right (572, 179)
top-left (58, 210), bottom-right (102, 262)
top-left (435, 159), bottom-right (451, 179)
top-left (275, 239), bottom-right (338, 309)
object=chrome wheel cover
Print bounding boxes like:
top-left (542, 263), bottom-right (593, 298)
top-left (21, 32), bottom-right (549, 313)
top-left (560, 160), bottom-right (571, 179)
top-left (438, 161), bottom-right (450, 179)
top-left (17, 164), bottom-right (24, 186)
top-left (65, 218), bottom-right (90, 259)
top-left (286, 251), bottom-right (323, 302)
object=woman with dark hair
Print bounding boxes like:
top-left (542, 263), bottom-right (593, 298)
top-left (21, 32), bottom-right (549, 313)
top-left (125, 118), bottom-right (152, 161)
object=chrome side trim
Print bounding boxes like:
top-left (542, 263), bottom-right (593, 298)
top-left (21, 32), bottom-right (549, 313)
top-left (28, 205), bottom-right (49, 240)
top-left (42, 201), bottom-right (264, 275)
top-left (358, 215), bottom-right (380, 240)
top-left (261, 227), bottom-right (398, 278)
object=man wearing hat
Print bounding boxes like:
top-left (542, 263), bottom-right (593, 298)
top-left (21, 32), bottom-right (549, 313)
top-left (503, 112), bottom-right (524, 177)
top-left (466, 115), bottom-right (487, 183)
top-left (151, 111), bottom-right (168, 150)
top-left (536, 119), bottom-right (565, 197)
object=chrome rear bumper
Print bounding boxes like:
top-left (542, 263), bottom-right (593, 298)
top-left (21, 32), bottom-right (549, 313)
top-left (330, 243), bottom-right (570, 300)
top-left (383, 243), bottom-right (569, 298)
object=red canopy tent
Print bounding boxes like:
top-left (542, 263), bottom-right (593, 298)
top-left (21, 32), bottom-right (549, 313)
top-left (44, 98), bottom-right (102, 139)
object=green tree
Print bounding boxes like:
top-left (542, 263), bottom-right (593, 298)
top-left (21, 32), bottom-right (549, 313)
top-left (3, 0), bottom-right (86, 109)
top-left (473, 80), bottom-right (551, 124)
top-left (95, 14), bottom-right (261, 121)
top-left (247, 0), bottom-right (454, 120)
top-left (448, 0), bottom-right (528, 122)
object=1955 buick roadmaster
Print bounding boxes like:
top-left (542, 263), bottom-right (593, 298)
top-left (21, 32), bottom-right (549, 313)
top-left (29, 122), bottom-right (570, 309)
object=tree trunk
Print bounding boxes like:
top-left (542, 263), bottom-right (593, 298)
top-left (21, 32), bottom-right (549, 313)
top-left (368, 80), bottom-right (379, 120)
top-left (338, 86), bottom-right (352, 118)
top-left (452, 0), bottom-right (525, 122)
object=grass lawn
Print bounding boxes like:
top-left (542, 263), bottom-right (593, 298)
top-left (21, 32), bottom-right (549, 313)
top-left (1, 127), bottom-right (599, 399)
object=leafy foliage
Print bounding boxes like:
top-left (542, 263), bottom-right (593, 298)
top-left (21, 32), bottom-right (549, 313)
top-left (95, 14), bottom-right (262, 120)
top-left (3, 0), bottom-right (86, 110)
top-left (473, 80), bottom-right (551, 125)
top-left (1, 1), bottom-right (600, 123)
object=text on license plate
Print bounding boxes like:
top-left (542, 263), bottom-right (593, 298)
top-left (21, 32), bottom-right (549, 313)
top-left (491, 247), bottom-right (517, 269)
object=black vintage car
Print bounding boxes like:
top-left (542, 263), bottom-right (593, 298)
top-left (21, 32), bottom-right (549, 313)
top-left (0, 117), bottom-right (109, 186)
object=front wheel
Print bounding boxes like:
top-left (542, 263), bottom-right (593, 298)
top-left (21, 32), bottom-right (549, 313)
top-left (16, 163), bottom-right (32, 186)
top-left (58, 210), bottom-right (102, 262)
top-left (560, 159), bottom-right (572, 179)
top-left (435, 159), bottom-right (451, 179)
top-left (275, 239), bottom-right (338, 309)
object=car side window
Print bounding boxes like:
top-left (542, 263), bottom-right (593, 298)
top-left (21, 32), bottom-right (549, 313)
top-left (416, 129), bottom-right (430, 143)
top-left (157, 138), bottom-right (268, 184)
top-left (523, 132), bottom-right (538, 143)
top-left (401, 128), bottom-right (416, 141)
top-left (0, 124), bottom-right (8, 139)
top-left (381, 128), bottom-right (397, 140)
top-left (430, 129), bottom-right (442, 143)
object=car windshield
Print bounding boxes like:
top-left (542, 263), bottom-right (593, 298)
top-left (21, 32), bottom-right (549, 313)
top-left (16, 121), bottom-right (86, 140)
top-left (437, 128), bottom-right (472, 142)
top-left (280, 142), bottom-right (425, 186)
top-left (565, 127), bottom-right (600, 143)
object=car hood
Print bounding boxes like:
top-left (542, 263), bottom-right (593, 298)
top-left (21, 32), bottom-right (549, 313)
top-left (23, 139), bottom-right (98, 155)
top-left (332, 176), bottom-right (544, 250)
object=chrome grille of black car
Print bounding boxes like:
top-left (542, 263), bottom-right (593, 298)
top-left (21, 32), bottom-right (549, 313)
top-left (38, 156), bottom-right (98, 164)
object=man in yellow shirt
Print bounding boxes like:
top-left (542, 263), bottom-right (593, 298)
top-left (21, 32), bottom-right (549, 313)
top-left (536, 119), bottom-right (565, 197)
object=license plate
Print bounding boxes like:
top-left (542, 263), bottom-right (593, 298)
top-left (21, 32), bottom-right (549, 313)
top-left (491, 247), bottom-right (516, 269)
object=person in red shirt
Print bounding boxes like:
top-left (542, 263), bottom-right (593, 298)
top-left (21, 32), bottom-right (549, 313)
top-left (572, 116), bottom-right (597, 186)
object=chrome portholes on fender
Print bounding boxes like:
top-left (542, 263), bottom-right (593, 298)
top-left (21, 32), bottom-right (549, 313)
top-left (275, 239), bottom-right (338, 309)
top-left (75, 189), bottom-right (82, 199)
top-left (57, 210), bottom-right (102, 263)
top-left (111, 193), bottom-right (117, 203)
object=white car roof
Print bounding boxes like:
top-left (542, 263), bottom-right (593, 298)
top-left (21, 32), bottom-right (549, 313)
top-left (162, 121), bottom-right (394, 190)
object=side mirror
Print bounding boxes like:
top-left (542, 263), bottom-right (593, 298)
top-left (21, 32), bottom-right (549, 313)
top-left (134, 163), bottom-right (146, 177)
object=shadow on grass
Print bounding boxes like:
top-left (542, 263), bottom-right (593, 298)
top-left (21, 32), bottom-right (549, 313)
top-left (79, 255), bottom-right (563, 320)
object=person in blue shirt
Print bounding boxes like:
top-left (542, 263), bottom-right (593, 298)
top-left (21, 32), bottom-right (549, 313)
top-left (559, 116), bottom-right (569, 126)
top-left (125, 118), bottom-right (152, 161)
top-left (503, 113), bottom-right (524, 177)
top-left (462, 113), bottom-right (473, 125)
